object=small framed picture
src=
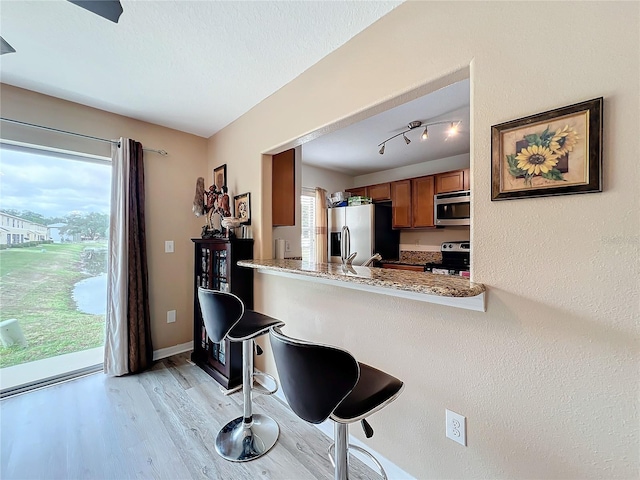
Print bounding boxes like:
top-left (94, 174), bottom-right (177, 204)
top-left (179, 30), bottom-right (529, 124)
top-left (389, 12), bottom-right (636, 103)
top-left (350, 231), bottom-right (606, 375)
top-left (213, 164), bottom-right (227, 189)
top-left (234, 192), bottom-right (251, 225)
top-left (491, 97), bottom-right (603, 200)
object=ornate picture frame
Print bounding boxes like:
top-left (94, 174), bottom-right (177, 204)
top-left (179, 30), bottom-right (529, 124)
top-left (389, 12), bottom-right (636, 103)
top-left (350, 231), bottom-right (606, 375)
top-left (234, 192), bottom-right (251, 225)
top-left (213, 164), bottom-right (227, 189)
top-left (491, 97), bottom-right (603, 200)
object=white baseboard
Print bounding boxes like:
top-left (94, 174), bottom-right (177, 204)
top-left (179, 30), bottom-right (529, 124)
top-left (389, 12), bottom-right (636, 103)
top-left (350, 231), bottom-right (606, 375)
top-left (256, 370), bottom-right (415, 480)
top-left (153, 341), bottom-right (194, 361)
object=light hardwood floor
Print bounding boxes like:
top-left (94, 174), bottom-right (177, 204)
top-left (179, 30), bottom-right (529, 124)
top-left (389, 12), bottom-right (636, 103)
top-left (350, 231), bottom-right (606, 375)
top-left (0, 353), bottom-right (376, 480)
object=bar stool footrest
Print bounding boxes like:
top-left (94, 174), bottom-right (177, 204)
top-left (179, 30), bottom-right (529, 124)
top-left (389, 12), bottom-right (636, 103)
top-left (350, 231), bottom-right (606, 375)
top-left (252, 372), bottom-right (278, 395)
top-left (327, 442), bottom-right (388, 480)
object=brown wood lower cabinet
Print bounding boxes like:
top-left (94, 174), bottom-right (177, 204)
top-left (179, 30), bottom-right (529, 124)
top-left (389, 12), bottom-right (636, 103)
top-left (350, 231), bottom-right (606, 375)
top-left (191, 237), bottom-right (254, 390)
top-left (381, 263), bottom-right (426, 272)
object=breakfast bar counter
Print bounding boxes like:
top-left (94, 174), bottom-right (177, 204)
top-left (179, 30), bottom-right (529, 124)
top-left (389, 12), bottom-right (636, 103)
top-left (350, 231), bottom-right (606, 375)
top-left (238, 259), bottom-right (486, 312)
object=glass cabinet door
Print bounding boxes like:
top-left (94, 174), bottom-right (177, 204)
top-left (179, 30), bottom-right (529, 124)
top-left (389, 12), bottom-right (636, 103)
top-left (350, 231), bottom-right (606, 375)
top-left (213, 249), bottom-right (229, 292)
top-left (196, 243), bottom-right (229, 367)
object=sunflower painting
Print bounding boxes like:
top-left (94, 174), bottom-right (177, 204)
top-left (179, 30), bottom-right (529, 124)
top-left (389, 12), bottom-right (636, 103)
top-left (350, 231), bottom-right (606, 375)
top-left (491, 98), bottom-right (603, 200)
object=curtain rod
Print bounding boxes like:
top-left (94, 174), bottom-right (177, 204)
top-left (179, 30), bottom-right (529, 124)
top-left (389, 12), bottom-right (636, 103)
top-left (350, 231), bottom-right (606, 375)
top-left (0, 117), bottom-right (168, 156)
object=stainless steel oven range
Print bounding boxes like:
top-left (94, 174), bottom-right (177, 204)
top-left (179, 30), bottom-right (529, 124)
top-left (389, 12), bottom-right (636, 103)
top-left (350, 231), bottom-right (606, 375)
top-left (425, 241), bottom-right (470, 277)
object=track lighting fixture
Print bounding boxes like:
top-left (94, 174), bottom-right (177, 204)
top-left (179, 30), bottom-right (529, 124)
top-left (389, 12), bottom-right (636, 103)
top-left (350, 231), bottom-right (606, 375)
top-left (377, 119), bottom-right (460, 154)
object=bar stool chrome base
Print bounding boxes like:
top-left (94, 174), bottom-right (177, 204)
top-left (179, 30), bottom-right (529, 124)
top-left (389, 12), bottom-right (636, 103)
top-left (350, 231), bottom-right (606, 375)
top-left (215, 414), bottom-right (280, 462)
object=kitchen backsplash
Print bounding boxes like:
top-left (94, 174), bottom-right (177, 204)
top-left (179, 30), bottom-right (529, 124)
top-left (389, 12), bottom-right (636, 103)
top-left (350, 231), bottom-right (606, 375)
top-left (400, 250), bottom-right (442, 264)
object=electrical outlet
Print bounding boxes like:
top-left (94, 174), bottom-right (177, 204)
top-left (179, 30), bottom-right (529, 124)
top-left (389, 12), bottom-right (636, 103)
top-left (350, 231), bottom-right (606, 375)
top-left (164, 240), bottom-right (174, 253)
top-left (285, 240), bottom-right (291, 252)
top-left (446, 409), bottom-right (466, 446)
top-left (167, 310), bottom-right (176, 323)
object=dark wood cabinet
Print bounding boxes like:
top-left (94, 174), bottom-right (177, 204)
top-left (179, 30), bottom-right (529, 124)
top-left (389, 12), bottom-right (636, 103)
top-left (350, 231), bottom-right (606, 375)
top-left (191, 237), bottom-right (254, 390)
top-left (366, 183), bottom-right (391, 202)
top-left (272, 149), bottom-right (295, 226)
top-left (346, 186), bottom-right (366, 197)
top-left (412, 175), bottom-right (435, 228)
top-left (391, 180), bottom-right (412, 228)
top-left (435, 170), bottom-right (465, 194)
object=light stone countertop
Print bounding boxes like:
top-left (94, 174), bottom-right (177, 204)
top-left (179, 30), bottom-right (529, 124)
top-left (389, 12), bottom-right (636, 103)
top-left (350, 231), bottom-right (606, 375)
top-left (237, 259), bottom-right (485, 300)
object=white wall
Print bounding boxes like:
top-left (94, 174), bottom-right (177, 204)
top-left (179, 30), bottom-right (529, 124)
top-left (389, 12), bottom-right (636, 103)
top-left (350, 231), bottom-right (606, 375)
top-left (208, 2), bottom-right (639, 478)
top-left (302, 162), bottom-right (354, 194)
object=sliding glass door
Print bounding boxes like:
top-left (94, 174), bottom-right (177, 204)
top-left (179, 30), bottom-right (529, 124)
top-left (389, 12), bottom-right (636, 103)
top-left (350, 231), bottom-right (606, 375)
top-left (0, 142), bottom-right (111, 394)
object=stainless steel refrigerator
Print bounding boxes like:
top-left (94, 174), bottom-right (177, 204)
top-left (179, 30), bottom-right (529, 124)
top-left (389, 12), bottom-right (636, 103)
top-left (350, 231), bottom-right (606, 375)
top-left (328, 203), bottom-right (400, 266)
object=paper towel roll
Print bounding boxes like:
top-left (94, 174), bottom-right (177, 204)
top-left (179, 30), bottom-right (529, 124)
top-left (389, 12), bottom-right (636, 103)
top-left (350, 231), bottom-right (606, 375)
top-left (275, 239), bottom-right (285, 259)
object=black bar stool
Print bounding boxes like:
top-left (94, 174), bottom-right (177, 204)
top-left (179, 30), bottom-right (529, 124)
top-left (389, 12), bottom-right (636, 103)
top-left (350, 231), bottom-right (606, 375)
top-left (197, 287), bottom-right (284, 462)
top-left (269, 326), bottom-right (404, 480)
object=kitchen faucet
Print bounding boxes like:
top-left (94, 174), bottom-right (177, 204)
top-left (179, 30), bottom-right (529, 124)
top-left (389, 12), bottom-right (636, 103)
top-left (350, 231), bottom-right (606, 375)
top-left (341, 252), bottom-right (358, 273)
top-left (362, 253), bottom-right (382, 267)
top-left (343, 251), bottom-right (358, 267)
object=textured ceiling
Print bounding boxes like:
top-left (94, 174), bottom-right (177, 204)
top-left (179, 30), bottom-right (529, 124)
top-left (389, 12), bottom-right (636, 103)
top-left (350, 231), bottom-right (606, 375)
top-left (0, 0), bottom-right (401, 138)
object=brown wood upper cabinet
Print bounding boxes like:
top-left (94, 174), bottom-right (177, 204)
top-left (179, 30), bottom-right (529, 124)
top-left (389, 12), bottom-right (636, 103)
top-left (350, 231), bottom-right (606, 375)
top-left (435, 170), bottom-right (465, 194)
top-left (346, 186), bottom-right (366, 197)
top-left (366, 183), bottom-right (391, 202)
top-left (272, 149), bottom-right (295, 226)
top-left (411, 175), bottom-right (435, 228)
top-left (463, 168), bottom-right (470, 191)
top-left (391, 180), bottom-right (412, 228)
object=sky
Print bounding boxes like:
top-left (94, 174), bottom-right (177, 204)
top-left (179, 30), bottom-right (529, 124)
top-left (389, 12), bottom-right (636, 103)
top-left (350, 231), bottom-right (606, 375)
top-left (0, 146), bottom-right (111, 220)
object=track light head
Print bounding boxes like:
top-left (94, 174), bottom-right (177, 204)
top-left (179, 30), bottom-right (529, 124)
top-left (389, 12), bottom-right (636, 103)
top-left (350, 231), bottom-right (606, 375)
top-left (1, 36), bottom-right (16, 55)
top-left (403, 133), bottom-right (411, 145)
top-left (421, 127), bottom-right (428, 140)
top-left (447, 122), bottom-right (458, 136)
top-left (379, 144), bottom-right (385, 155)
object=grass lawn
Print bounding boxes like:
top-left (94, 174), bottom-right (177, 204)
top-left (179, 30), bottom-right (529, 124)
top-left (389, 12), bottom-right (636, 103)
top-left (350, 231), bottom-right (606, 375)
top-left (0, 243), bottom-right (106, 368)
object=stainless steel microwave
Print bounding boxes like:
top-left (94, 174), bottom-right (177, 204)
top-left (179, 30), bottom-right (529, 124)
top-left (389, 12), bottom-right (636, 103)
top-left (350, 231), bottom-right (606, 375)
top-left (434, 190), bottom-right (471, 226)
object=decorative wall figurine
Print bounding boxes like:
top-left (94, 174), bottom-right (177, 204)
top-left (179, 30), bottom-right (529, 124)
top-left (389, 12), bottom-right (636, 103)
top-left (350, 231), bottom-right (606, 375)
top-left (218, 186), bottom-right (231, 217)
top-left (192, 177), bottom-right (206, 216)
